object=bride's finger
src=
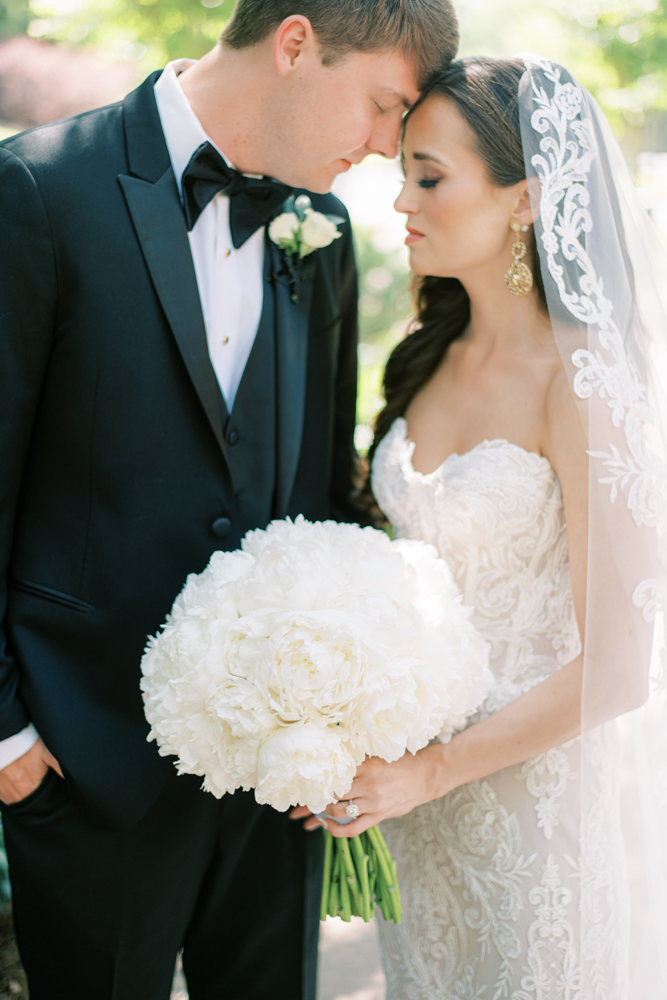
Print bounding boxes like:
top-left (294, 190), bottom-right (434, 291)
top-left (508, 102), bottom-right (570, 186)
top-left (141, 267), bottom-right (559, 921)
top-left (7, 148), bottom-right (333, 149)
top-left (335, 774), bottom-right (371, 802)
top-left (327, 812), bottom-right (384, 838)
top-left (326, 800), bottom-right (351, 819)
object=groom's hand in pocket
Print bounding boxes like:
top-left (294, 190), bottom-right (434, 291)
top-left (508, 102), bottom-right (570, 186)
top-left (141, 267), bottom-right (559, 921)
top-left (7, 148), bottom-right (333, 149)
top-left (0, 738), bottom-right (63, 805)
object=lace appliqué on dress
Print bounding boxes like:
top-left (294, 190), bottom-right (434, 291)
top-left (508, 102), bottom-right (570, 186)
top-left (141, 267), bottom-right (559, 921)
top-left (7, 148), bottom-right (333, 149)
top-left (511, 855), bottom-right (582, 1000)
top-left (372, 420), bottom-right (583, 1000)
top-left (378, 780), bottom-right (536, 1000)
top-left (517, 743), bottom-right (577, 841)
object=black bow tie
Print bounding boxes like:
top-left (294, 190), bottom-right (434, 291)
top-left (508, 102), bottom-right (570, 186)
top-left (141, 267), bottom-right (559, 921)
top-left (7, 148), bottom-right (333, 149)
top-left (181, 141), bottom-right (293, 248)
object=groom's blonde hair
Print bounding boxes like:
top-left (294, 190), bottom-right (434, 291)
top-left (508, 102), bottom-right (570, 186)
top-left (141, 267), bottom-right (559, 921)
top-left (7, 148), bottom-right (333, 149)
top-left (222, 0), bottom-right (459, 88)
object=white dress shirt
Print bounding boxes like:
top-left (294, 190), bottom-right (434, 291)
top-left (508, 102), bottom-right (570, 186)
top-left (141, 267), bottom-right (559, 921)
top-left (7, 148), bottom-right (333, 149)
top-left (0, 61), bottom-right (267, 772)
top-left (154, 58), bottom-right (265, 411)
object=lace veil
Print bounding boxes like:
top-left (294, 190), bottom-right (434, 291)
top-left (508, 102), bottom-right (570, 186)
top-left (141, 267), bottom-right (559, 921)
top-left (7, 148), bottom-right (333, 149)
top-left (517, 54), bottom-right (667, 998)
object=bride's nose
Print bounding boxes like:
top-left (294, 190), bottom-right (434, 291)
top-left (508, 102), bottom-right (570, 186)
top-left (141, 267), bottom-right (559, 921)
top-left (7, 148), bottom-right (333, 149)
top-left (394, 182), bottom-right (418, 215)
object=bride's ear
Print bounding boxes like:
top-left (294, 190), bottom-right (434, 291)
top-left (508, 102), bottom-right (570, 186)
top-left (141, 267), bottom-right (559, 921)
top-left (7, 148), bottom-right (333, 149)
top-left (512, 178), bottom-right (541, 228)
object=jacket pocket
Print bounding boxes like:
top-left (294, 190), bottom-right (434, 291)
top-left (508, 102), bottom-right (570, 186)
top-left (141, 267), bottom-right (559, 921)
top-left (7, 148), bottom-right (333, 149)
top-left (8, 578), bottom-right (94, 615)
top-left (1, 768), bottom-right (70, 823)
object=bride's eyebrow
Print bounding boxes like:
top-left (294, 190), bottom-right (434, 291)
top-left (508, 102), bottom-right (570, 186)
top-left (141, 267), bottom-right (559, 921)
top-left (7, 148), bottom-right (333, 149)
top-left (413, 152), bottom-right (447, 166)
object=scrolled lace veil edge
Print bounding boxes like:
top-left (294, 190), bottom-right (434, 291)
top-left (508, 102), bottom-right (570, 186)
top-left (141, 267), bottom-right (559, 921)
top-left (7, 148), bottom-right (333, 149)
top-left (516, 53), bottom-right (667, 999)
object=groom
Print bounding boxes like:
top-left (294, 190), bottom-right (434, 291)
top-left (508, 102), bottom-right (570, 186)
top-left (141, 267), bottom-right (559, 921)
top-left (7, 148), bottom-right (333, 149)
top-left (0, 1), bottom-right (458, 997)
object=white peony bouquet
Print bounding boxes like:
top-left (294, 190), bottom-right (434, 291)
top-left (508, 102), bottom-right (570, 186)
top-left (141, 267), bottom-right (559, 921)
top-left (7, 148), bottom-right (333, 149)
top-left (141, 517), bottom-right (491, 922)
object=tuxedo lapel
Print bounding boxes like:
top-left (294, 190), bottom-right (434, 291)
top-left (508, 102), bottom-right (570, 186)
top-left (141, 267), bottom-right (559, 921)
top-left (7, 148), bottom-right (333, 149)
top-left (268, 238), bottom-right (316, 518)
top-left (119, 74), bottom-right (225, 457)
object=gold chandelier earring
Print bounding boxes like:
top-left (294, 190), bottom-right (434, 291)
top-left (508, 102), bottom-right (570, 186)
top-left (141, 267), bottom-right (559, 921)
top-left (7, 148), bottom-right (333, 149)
top-left (505, 221), bottom-right (533, 297)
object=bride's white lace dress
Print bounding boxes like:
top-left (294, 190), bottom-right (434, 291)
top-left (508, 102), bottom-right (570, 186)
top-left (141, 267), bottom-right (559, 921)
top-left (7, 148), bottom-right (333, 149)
top-left (371, 417), bottom-right (583, 1000)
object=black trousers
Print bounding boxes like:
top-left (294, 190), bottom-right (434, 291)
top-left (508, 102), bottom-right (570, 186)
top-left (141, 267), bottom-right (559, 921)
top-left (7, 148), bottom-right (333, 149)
top-left (1, 768), bottom-right (322, 1000)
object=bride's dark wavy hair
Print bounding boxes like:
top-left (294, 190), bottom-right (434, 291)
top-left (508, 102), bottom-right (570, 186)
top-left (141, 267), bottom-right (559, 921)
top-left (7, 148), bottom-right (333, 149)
top-left (361, 56), bottom-right (547, 517)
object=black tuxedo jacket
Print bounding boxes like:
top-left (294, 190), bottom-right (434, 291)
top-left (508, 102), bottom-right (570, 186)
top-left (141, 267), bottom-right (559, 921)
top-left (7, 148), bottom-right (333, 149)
top-left (0, 72), bottom-right (360, 830)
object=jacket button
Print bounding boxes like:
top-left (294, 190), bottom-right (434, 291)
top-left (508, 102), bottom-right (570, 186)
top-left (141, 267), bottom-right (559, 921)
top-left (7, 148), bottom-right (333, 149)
top-left (228, 429), bottom-right (239, 446)
top-left (211, 517), bottom-right (232, 539)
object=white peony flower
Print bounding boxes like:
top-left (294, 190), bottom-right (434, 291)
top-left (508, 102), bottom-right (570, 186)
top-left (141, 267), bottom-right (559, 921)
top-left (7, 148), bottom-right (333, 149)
top-left (141, 516), bottom-right (492, 813)
top-left (300, 209), bottom-right (342, 252)
top-left (268, 212), bottom-right (300, 245)
top-left (256, 722), bottom-right (356, 813)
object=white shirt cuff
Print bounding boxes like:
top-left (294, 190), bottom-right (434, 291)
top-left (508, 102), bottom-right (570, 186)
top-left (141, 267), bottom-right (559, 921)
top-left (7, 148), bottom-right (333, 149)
top-left (0, 724), bottom-right (40, 771)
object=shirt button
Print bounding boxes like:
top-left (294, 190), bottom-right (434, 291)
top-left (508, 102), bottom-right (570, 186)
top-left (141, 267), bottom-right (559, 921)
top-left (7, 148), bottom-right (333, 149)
top-left (211, 517), bottom-right (232, 539)
top-left (225, 248), bottom-right (231, 257)
top-left (228, 429), bottom-right (239, 447)
top-left (222, 336), bottom-right (229, 345)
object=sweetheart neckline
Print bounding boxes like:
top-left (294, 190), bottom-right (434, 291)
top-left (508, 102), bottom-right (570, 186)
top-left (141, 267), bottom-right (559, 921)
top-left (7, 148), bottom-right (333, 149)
top-left (391, 417), bottom-right (555, 480)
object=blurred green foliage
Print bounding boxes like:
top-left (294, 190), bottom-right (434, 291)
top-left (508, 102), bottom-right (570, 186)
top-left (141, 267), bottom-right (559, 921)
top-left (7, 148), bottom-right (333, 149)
top-left (0, 0), bottom-right (663, 118)
top-left (572, 0), bottom-right (667, 124)
top-left (582, 0), bottom-right (667, 86)
top-left (355, 227), bottom-right (411, 346)
top-left (0, 824), bottom-right (11, 913)
top-left (353, 227), bottom-right (411, 444)
top-left (1, 0), bottom-right (665, 442)
top-left (458, 0), bottom-right (667, 126)
top-left (0, 0), bottom-right (28, 38)
top-left (6, 0), bottom-right (234, 70)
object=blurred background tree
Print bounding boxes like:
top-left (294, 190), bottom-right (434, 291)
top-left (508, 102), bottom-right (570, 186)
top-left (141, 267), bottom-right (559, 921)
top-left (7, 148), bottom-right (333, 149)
top-left (18, 0), bottom-right (234, 69)
top-left (0, 0), bottom-right (28, 38)
top-left (2, 0), bottom-right (664, 438)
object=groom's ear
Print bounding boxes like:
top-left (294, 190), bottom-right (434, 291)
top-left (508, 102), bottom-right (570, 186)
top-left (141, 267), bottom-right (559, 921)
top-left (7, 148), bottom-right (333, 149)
top-left (273, 15), bottom-right (317, 76)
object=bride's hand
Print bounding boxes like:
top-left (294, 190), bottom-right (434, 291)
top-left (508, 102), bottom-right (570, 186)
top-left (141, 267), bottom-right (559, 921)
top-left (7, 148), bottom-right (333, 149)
top-left (290, 745), bottom-right (446, 837)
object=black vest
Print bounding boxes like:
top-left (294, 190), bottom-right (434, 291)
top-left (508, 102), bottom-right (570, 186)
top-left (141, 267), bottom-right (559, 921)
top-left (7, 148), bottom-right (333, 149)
top-left (217, 270), bottom-right (277, 550)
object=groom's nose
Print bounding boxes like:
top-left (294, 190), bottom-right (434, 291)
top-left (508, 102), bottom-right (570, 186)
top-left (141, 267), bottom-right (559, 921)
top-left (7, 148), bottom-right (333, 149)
top-left (367, 113), bottom-right (403, 160)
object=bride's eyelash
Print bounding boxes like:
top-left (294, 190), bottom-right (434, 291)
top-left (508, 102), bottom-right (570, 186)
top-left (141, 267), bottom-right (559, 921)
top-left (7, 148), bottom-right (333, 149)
top-left (418, 178), bottom-right (441, 189)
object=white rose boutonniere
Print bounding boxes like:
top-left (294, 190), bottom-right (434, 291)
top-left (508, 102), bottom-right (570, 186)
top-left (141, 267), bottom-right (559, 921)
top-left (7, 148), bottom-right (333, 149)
top-left (268, 211), bottom-right (300, 244)
top-left (300, 209), bottom-right (342, 251)
top-left (269, 195), bottom-right (344, 302)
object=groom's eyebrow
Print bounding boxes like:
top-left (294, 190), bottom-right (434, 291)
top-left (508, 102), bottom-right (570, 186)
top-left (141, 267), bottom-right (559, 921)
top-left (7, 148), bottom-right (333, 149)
top-left (379, 86), bottom-right (413, 109)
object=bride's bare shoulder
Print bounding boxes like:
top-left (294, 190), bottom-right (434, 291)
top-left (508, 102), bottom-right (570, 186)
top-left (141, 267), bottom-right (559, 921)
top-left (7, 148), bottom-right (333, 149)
top-left (543, 361), bottom-right (588, 482)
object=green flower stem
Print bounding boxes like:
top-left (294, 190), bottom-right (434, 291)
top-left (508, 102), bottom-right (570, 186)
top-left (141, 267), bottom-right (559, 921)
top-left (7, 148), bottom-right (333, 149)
top-left (367, 826), bottom-right (402, 924)
top-left (339, 852), bottom-right (352, 922)
top-left (366, 825), bottom-right (393, 886)
top-left (362, 854), bottom-right (372, 921)
top-left (350, 833), bottom-right (372, 922)
top-left (366, 833), bottom-right (378, 908)
top-left (374, 857), bottom-right (392, 922)
top-left (320, 825), bottom-right (401, 924)
top-left (328, 847), bottom-right (340, 918)
top-left (370, 824), bottom-right (392, 868)
top-left (374, 828), bottom-right (402, 921)
top-left (321, 829), bottom-right (334, 921)
top-left (338, 837), bottom-right (363, 915)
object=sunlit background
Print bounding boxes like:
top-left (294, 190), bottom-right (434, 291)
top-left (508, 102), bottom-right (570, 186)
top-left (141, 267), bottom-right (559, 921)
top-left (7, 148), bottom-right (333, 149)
top-left (1, 0), bottom-right (667, 454)
top-left (0, 1), bottom-right (666, 997)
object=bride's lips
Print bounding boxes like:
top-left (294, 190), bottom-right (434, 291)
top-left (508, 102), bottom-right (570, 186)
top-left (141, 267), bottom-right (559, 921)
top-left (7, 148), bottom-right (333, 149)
top-left (405, 226), bottom-right (425, 245)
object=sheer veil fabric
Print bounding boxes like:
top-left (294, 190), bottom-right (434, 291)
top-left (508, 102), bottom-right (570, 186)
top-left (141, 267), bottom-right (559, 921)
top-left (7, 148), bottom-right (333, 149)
top-left (517, 54), bottom-right (667, 997)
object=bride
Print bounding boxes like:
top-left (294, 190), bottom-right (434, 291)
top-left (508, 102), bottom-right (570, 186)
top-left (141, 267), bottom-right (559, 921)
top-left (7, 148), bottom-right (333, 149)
top-left (298, 54), bottom-right (667, 998)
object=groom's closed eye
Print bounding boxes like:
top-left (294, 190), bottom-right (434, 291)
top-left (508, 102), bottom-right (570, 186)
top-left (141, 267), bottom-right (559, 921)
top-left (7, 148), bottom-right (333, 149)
top-left (378, 86), bottom-right (414, 112)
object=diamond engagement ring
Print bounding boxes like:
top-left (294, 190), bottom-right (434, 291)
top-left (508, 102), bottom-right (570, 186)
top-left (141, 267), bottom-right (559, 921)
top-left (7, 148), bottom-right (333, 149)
top-left (346, 801), bottom-right (360, 819)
